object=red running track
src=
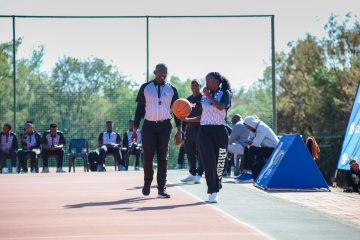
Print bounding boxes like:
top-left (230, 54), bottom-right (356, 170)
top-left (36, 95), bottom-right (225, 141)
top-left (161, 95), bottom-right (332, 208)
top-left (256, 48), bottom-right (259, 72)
top-left (0, 171), bottom-right (269, 240)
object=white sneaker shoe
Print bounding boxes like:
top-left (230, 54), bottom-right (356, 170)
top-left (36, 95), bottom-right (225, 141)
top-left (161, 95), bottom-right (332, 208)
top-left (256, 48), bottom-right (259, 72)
top-left (56, 167), bottom-right (66, 173)
top-left (31, 169), bottom-right (36, 173)
top-left (208, 193), bottom-right (218, 203)
top-left (2, 167), bottom-right (9, 174)
top-left (174, 164), bottom-right (181, 170)
top-left (42, 167), bottom-right (49, 173)
top-left (12, 167), bottom-right (17, 174)
top-left (194, 175), bottom-right (202, 184)
top-left (181, 174), bottom-right (195, 182)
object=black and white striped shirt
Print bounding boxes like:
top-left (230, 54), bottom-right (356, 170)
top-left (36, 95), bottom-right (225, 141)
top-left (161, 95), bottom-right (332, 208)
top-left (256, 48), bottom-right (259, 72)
top-left (200, 88), bottom-right (231, 126)
top-left (134, 80), bottom-right (181, 128)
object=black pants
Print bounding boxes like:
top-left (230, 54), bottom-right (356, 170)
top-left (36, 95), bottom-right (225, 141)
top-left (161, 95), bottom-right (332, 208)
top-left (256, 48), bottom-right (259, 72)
top-left (17, 149), bottom-right (39, 172)
top-left (184, 128), bottom-right (203, 176)
top-left (0, 150), bottom-right (17, 169)
top-left (142, 119), bottom-right (172, 192)
top-left (121, 145), bottom-right (141, 168)
top-left (243, 146), bottom-right (275, 180)
top-left (198, 125), bottom-right (228, 194)
top-left (177, 144), bottom-right (186, 165)
top-left (42, 149), bottom-right (64, 168)
top-left (98, 146), bottom-right (123, 166)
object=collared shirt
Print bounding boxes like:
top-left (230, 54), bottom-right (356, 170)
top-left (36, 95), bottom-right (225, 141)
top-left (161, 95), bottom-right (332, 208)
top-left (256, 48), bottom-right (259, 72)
top-left (98, 131), bottom-right (121, 145)
top-left (134, 80), bottom-right (181, 128)
top-left (42, 131), bottom-right (66, 148)
top-left (200, 88), bottom-right (231, 126)
top-left (0, 132), bottom-right (18, 151)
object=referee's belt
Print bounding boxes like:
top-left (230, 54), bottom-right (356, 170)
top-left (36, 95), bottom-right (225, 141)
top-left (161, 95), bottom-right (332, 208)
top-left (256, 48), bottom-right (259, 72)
top-left (145, 119), bottom-right (171, 124)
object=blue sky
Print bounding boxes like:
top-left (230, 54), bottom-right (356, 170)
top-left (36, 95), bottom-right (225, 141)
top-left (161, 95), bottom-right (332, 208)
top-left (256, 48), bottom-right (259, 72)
top-left (0, 0), bottom-right (359, 88)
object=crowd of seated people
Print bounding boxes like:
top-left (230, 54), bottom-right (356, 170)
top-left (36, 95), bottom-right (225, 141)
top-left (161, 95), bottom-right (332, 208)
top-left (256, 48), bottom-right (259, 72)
top-left (0, 119), bottom-right (143, 174)
top-left (1, 116), bottom-right (356, 195)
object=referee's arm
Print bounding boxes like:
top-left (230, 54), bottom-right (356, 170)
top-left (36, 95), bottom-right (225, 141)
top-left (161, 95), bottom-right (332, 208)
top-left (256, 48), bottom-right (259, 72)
top-left (133, 84), bottom-right (146, 139)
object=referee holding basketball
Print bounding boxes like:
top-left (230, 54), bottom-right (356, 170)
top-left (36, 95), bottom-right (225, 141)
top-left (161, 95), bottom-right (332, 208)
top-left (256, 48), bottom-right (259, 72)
top-left (133, 63), bottom-right (181, 198)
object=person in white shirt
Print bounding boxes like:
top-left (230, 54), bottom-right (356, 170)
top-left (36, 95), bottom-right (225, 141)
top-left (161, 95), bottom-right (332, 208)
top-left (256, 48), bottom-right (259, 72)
top-left (236, 115), bottom-right (279, 182)
top-left (122, 120), bottom-right (142, 171)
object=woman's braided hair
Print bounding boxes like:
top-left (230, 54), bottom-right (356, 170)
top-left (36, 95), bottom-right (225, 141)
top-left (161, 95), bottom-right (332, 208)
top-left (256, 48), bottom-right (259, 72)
top-left (207, 72), bottom-right (232, 93)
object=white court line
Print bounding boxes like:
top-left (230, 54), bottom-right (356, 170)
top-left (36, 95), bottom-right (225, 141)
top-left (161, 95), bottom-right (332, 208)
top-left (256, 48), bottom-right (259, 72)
top-left (171, 182), bottom-right (274, 240)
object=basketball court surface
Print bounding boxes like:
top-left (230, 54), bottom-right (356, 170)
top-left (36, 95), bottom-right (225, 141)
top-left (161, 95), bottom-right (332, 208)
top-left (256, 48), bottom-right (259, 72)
top-left (1, 169), bottom-right (359, 240)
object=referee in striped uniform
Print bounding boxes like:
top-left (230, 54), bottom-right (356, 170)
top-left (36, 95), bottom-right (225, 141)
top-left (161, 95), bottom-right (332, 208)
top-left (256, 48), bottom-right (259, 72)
top-left (133, 64), bottom-right (181, 198)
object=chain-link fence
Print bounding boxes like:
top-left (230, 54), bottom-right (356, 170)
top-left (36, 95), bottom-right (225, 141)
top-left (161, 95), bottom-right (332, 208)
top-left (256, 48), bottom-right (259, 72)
top-left (0, 15), bottom-right (275, 169)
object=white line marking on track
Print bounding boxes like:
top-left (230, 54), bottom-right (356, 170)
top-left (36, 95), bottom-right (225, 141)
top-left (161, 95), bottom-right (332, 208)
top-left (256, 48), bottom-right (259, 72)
top-left (172, 182), bottom-right (274, 240)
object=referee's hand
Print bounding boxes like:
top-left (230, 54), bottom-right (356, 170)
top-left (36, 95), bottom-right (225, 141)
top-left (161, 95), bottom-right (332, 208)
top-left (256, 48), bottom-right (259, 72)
top-left (174, 130), bottom-right (182, 145)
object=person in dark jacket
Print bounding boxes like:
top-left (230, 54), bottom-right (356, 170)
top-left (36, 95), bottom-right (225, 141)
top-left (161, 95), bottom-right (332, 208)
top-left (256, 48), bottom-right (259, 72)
top-left (98, 120), bottom-right (124, 172)
top-left (344, 159), bottom-right (360, 193)
top-left (41, 123), bottom-right (66, 173)
top-left (17, 121), bottom-right (41, 173)
top-left (181, 79), bottom-right (204, 184)
top-left (0, 123), bottom-right (18, 174)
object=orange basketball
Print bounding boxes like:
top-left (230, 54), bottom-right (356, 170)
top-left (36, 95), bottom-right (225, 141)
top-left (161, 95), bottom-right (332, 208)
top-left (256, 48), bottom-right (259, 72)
top-left (173, 98), bottom-right (192, 119)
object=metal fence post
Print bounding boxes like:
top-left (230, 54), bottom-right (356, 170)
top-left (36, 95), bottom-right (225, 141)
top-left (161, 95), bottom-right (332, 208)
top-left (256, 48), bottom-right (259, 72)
top-left (12, 15), bottom-right (16, 132)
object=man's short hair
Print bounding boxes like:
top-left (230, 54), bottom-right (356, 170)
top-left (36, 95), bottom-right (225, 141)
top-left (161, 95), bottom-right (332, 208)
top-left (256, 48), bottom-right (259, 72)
top-left (106, 120), bottom-right (113, 124)
top-left (50, 123), bottom-right (57, 128)
top-left (3, 123), bottom-right (12, 130)
top-left (155, 63), bottom-right (167, 70)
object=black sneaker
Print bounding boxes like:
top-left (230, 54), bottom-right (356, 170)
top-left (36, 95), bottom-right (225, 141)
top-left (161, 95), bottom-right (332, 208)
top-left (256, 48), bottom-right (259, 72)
top-left (142, 184), bottom-right (151, 196)
top-left (158, 191), bottom-right (171, 198)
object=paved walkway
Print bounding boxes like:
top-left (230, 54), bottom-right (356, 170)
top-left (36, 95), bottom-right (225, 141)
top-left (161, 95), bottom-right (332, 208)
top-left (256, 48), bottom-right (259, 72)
top-left (168, 170), bottom-right (360, 240)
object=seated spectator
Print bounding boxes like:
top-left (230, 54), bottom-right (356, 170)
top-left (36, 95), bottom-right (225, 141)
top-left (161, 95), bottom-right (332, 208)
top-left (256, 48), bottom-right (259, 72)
top-left (0, 123), bottom-right (18, 174)
top-left (235, 116), bottom-right (279, 182)
top-left (41, 123), bottom-right (66, 173)
top-left (344, 159), bottom-right (360, 193)
top-left (122, 120), bottom-right (142, 171)
top-left (98, 120), bottom-right (125, 172)
top-left (17, 121), bottom-right (41, 173)
top-left (228, 114), bottom-right (250, 173)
